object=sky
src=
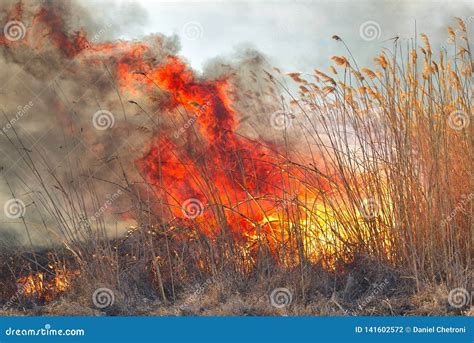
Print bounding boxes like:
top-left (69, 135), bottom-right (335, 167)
top-left (97, 0), bottom-right (474, 73)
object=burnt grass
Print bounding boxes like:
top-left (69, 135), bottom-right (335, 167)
top-left (0, 242), bottom-right (468, 316)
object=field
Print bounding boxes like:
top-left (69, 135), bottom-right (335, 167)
top-left (0, 2), bottom-right (472, 316)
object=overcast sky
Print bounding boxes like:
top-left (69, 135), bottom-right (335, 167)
top-left (94, 0), bottom-right (474, 73)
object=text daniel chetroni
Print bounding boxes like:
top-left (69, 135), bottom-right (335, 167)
top-left (412, 326), bottom-right (466, 334)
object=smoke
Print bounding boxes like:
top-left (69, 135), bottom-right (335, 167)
top-left (0, 0), bottom-right (287, 248)
top-left (0, 0), bottom-right (172, 247)
top-left (201, 45), bottom-right (286, 142)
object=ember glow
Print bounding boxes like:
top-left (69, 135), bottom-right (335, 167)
top-left (17, 265), bottom-right (78, 302)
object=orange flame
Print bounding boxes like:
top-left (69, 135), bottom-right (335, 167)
top-left (17, 266), bottom-right (79, 302)
top-left (2, 2), bottom-right (390, 270)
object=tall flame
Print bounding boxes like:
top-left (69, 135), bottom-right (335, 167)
top-left (1, 2), bottom-right (389, 270)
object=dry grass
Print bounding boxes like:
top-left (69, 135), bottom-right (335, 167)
top-left (0, 21), bottom-right (472, 316)
top-left (0, 262), bottom-right (464, 316)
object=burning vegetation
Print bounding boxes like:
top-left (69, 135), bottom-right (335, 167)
top-left (17, 264), bottom-right (78, 302)
top-left (0, 1), bottom-right (472, 315)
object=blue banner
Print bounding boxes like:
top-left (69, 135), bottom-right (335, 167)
top-left (0, 316), bottom-right (472, 343)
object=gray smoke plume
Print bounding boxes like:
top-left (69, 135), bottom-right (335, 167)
top-left (0, 0), bottom-right (174, 248)
top-left (0, 0), bottom-right (282, 249)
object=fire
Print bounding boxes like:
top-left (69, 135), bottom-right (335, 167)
top-left (122, 57), bottom-right (305, 244)
top-left (17, 265), bottom-right (79, 302)
top-left (1, 2), bottom-right (392, 271)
